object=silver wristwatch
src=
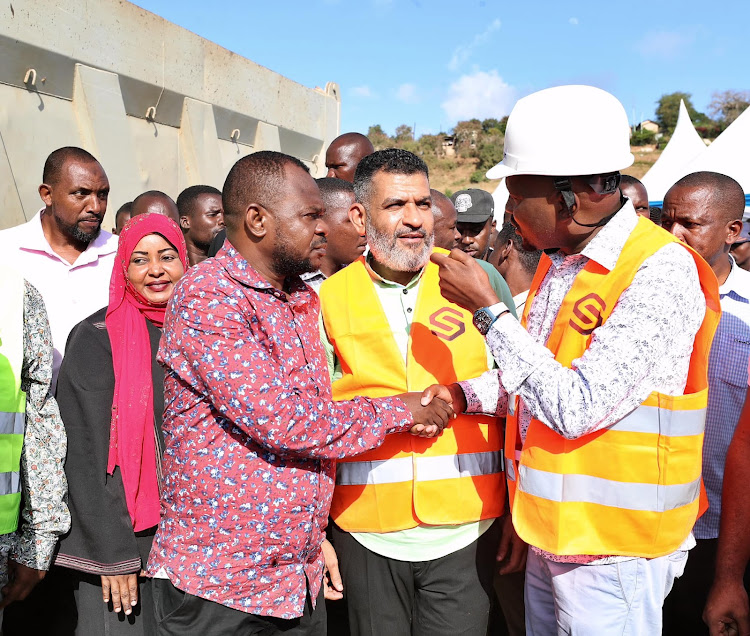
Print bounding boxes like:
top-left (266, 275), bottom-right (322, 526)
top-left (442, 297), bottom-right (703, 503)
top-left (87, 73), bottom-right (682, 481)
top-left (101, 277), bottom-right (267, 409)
top-left (472, 302), bottom-right (511, 335)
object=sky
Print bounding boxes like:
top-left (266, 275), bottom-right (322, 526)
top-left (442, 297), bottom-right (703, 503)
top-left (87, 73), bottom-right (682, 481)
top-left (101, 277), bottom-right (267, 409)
top-left (133, 0), bottom-right (749, 138)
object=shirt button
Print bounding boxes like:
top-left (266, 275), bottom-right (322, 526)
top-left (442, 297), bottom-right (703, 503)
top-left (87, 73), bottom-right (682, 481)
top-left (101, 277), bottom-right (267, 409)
top-left (402, 289), bottom-right (408, 295)
top-left (407, 307), bottom-right (413, 313)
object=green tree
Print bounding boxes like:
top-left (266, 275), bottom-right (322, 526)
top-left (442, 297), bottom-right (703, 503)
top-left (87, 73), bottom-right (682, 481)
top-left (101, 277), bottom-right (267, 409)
top-left (655, 92), bottom-right (711, 133)
top-left (630, 128), bottom-right (656, 146)
top-left (481, 118), bottom-right (502, 134)
top-left (394, 125), bottom-right (414, 143)
top-left (367, 124), bottom-right (391, 150)
top-left (475, 133), bottom-right (504, 172)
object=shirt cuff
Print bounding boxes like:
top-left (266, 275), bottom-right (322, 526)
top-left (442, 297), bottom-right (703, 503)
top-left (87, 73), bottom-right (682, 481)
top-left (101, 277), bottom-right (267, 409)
top-left (376, 396), bottom-right (414, 434)
top-left (11, 534), bottom-right (57, 571)
top-left (459, 369), bottom-right (508, 417)
top-left (485, 312), bottom-right (554, 395)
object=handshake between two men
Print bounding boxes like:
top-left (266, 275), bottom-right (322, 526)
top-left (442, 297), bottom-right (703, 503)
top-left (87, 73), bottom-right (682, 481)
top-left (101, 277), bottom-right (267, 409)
top-left (398, 383), bottom-right (466, 438)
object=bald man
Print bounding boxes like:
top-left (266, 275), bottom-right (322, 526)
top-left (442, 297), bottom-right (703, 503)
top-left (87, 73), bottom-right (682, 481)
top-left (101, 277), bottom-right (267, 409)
top-left (131, 190), bottom-right (180, 224)
top-left (660, 172), bottom-right (750, 636)
top-left (325, 132), bottom-right (375, 182)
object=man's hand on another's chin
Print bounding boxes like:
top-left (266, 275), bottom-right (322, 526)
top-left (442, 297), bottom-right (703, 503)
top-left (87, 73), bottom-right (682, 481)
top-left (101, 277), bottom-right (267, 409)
top-left (430, 249), bottom-right (499, 313)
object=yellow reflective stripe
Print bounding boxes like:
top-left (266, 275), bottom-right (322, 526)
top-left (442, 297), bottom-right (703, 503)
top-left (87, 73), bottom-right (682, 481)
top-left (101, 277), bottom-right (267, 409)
top-left (519, 465), bottom-right (700, 512)
top-left (337, 451), bottom-right (503, 486)
top-left (0, 412), bottom-right (24, 436)
top-left (0, 471), bottom-right (22, 497)
top-left (336, 456), bottom-right (413, 486)
top-left (609, 404), bottom-right (705, 437)
top-left (415, 451), bottom-right (502, 482)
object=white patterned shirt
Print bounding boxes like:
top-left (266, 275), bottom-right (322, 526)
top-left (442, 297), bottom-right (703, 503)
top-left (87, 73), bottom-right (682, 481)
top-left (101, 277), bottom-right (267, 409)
top-left (694, 256), bottom-right (750, 539)
top-left (459, 202), bottom-right (706, 562)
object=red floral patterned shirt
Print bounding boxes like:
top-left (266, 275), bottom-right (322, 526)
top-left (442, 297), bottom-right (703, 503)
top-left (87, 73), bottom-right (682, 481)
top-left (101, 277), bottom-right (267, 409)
top-left (147, 243), bottom-right (412, 618)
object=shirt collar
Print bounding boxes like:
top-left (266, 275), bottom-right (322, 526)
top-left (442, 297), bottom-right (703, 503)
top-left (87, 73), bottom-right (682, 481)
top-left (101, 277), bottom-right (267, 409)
top-left (720, 254), bottom-right (750, 300)
top-left (20, 209), bottom-right (118, 265)
top-left (300, 270), bottom-right (326, 282)
top-left (548, 199), bottom-right (638, 272)
top-left (365, 252), bottom-right (423, 289)
top-left (216, 240), bottom-right (310, 299)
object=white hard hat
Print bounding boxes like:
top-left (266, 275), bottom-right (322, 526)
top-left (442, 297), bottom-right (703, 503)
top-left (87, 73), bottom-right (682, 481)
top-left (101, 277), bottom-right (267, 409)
top-left (487, 85), bottom-right (634, 180)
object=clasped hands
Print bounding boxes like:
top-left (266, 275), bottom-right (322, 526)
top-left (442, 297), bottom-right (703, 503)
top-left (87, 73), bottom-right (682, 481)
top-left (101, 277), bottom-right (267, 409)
top-left (397, 382), bottom-right (466, 438)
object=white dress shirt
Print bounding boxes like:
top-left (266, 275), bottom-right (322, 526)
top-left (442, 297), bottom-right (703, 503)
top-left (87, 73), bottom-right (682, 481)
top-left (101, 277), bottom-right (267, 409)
top-left (0, 211), bottom-right (117, 389)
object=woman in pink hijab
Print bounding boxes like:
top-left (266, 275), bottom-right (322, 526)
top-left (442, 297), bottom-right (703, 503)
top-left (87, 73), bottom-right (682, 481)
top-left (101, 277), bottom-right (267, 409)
top-left (55, 213), bottom-right (188, 635)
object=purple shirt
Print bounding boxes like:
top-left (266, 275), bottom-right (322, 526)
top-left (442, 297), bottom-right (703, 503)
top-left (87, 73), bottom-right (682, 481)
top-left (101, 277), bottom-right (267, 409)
top-left (147, 243), bottom-right (411, 618)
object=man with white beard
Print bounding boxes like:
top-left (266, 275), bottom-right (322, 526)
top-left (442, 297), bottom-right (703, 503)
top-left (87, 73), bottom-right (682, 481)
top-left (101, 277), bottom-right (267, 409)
top-left (318, 149), bottom-right (518, 636)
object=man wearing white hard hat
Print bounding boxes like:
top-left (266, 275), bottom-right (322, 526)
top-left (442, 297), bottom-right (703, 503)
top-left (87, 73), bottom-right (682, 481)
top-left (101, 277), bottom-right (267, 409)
top-left (421, 85), bottom-right (721, 635)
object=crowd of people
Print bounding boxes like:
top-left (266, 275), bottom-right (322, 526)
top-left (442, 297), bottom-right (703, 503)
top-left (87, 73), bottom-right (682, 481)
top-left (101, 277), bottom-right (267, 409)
top-left (0, 83), bottom-right (748, 636)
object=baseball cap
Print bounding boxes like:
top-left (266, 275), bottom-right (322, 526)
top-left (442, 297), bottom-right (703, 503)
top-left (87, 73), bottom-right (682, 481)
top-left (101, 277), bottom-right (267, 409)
top-left (451, 189), bottom-right (494, 224)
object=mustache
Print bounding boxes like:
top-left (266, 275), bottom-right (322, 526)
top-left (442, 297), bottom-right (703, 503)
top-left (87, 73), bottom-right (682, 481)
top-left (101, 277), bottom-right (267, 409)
top-left (394, 228), bottom-right (427, 239)
top-left (311, 237), bottom-right (328, 249)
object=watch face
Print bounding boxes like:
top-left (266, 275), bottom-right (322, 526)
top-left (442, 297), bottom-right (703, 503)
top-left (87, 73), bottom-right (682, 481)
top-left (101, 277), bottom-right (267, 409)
top-left (473, 309), bottom-right (493, 335)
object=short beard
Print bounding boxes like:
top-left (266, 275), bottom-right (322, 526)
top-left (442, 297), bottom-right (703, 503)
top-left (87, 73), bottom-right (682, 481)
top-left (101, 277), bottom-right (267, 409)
top-left (271, 226), bottom-right (326, 277)
top-left (366, 218), bottom-right (433, 272)
top-left (55, 215), bottom-right (101, 244)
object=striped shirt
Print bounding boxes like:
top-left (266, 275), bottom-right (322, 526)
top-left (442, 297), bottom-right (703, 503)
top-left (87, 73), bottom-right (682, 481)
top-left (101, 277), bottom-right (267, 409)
top-left (694, 256), bottom-right (750, 539)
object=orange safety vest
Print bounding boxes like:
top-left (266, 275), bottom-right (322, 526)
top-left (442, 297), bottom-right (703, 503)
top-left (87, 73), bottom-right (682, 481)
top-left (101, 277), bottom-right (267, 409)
top-left (320, 249), bottom-right (505, 533)
top-left (505, 216), bottom-right (721, 558)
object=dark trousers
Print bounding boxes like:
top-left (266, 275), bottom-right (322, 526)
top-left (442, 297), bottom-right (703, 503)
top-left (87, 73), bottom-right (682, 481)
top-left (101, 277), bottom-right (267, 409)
top-left (152, 577), bottom-right (326, 636)
top-left (663, 538), bottom-right (750, 635)
top-left (492, 570), bottom-right (526, 636)
top-left (330, 521), bottom-right (499, 636)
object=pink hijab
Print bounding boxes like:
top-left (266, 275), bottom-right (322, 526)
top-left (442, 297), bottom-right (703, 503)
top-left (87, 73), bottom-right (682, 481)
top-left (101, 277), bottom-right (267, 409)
top-left (105, 213), bottom-right (188, 531)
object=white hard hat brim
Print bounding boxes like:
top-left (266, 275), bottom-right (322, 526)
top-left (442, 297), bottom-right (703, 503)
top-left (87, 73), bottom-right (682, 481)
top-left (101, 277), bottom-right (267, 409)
top-left (486, 153), bottom-right (635, 181)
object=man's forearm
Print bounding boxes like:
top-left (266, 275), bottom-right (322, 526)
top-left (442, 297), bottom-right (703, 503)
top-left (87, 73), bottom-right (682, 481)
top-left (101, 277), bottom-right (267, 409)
top-left (714, 394), bottom-right (750, 582)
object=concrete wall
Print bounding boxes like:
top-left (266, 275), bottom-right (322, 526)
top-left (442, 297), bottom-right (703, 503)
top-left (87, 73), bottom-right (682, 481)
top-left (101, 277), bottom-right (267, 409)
top-left (0, 0), bottom-right (340, 230)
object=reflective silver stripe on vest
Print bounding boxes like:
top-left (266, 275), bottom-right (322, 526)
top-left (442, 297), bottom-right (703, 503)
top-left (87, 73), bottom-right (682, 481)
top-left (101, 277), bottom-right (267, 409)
top-left (0, 412), bottom-right (24, 436)
top-left (337, 456), bottom-right (413, 486)
top-left (506, 458), bottom-right (516, 482)
top-left (337, 451), bottom-right (502, 486)
top-left (415, 451), bottom-right (502, 482)
top-left (519, 465), bottom-right (700, 512)
top-left (0, 471), bottom-right (21, 497)
top-left (608, 404), bottom-right (706, 437)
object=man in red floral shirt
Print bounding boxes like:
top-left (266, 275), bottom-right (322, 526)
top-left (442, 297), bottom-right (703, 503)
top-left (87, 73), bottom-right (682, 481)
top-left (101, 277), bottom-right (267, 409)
top-left (147, 151), bottom-right (452, 635)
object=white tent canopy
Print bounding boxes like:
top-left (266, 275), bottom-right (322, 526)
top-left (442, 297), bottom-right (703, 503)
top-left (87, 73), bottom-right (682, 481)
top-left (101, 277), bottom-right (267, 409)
top-left (491, 179), bottom-right (509, 222)
top-left (681, 105), bottom-right (750, 196)
top-left (641, 101), bottom-right (707, 203)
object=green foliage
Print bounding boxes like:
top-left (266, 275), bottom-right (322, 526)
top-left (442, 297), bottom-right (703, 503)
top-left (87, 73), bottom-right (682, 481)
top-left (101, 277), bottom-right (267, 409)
top-left (367, 125), bottom-right (391, 150)
top-left (655, 92), bottom-right (710, 133)
top-left (470, 170), bottom-right (485, 183)
top-left (394, 124), bottom-right (413, 142)
top-left (630, 128), bottom-right (656, 146)
top-left (475, 133), bottom-right (504, 171)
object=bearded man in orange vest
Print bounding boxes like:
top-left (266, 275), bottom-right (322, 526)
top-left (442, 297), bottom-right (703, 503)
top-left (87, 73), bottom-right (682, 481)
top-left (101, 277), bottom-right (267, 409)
top-left (318, 148), bottom-right (517, 636)
top-left (423, 85), bottom-right (721, 636)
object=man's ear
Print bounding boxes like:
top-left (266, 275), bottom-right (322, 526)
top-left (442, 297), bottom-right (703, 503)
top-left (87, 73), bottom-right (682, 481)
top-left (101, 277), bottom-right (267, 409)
top-left (38, 183), bottom-right (53, 207)
top-left (349, 202), bottom-right (367, 236)
top-left (245, 203), bottom-right (268, 238)
top-left (555, 190), bottom-right (579, 219)
top-left (727, 219), bottom-right (744, 246)
top-left (501, 238), bottom-right (513, 260)
top-left (179, 216), bottom-right (190, 231)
